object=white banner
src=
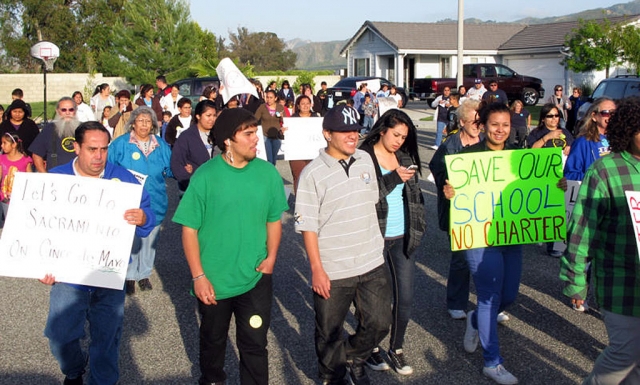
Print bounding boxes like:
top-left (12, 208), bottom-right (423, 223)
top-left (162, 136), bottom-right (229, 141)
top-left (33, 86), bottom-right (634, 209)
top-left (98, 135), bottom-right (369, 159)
top-left (256, 125), bottom-right (268, 162)
top-left (282, 117), bottom-right (325, 161)
top-left (216, 58), bottom-right (258, 105)
top-left (356, 79), bottom-right (381, 95)
top-left (0, 173), bottom-right (143, 289)
top-left (625, 190), bottom-right (640, 262)
top-left (552, 180), bottom-right (582, 254)
top-left (378, 97), bottom-right (399, 117)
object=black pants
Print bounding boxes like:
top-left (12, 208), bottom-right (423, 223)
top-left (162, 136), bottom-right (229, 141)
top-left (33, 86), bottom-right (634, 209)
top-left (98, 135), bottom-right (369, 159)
top-left (198, 274), bottom-right (272, 385)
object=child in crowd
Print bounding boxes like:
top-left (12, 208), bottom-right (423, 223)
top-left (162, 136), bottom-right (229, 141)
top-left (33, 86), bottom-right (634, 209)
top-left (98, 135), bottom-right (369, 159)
top-left (361, 94), bottom-right (377, 136)
top-left (161, 111), bottom-right (172, 140)
top-left (102, 106), bottom-right (114, 138)
top-left (0, 132), bottom-right (33, 219)
top-left (445, 93), bottom-right (461, 137)
top-left (277, 96), bottom-right (291, 117)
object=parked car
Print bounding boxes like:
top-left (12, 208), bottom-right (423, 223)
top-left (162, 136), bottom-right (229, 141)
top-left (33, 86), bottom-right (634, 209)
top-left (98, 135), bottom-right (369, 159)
top-left (327, 76), bottom-right (408, 108)
top-left (577, 75), bottom-right (640, 122)
top-left (411, 63), bottom-right (545, 106)
top-left (174, 76), bottom-right (220, 104)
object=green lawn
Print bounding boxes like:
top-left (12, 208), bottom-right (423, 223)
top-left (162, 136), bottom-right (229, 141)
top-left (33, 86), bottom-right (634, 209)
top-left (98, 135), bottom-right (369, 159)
top-left (28, 101), bottom-right (58, 122)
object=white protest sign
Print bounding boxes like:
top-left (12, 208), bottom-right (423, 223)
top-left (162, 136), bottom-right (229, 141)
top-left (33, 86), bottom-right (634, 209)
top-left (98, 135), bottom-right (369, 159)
top-left (282, 117), bottom-right (325, 161)
top-left (256, 125), bottom-right (267, 162)
top-left (356, 79), bottom-right (381, 94)
top-left (625, 190), bottom-right (640, 262)
top-left (0, 172), bottom-right (143, 290)
top-left (216, 58), bottom-right (258, 105)
top-left (378, 97), bottom-right (399, 116)
top-left (552, 180), bottom-right (581, 254)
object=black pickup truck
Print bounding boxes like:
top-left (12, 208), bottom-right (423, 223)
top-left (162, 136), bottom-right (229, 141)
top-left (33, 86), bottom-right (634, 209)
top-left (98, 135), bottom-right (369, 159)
top-left (412, 64), bottom-right (545, 106)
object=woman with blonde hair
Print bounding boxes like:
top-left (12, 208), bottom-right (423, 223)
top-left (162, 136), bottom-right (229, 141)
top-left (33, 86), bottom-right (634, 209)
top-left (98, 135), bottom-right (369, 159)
top-left (508, 100), bottom-right (530, 148)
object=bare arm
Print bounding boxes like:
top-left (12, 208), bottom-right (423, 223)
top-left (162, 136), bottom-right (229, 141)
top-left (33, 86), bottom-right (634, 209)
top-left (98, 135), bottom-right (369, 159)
top-left (256, 220), bottom-right (282, 274)
top-left (182, 226), bottom-right (216, 304)
top-left (32, 154), bottom-right (46, 173)
top-left (302, 231), bottom-right (331, 299)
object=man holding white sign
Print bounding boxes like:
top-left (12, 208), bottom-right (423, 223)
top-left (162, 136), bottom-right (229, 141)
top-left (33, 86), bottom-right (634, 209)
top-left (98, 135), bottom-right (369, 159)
top-left (560, 97), bottom-right (640, 385)
top-left (40, 121), bottom-right (155, 385)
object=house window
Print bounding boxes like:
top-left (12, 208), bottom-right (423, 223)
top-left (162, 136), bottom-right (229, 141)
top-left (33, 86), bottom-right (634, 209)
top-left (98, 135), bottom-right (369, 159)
top-left (441, 57), bottom-right (451, 77)
top-left (388, 57), bottom-right (395, 83)
top-left (368, 31), bottom-right (374, 42)
top-left (355, 58), bottom-right (370, 76)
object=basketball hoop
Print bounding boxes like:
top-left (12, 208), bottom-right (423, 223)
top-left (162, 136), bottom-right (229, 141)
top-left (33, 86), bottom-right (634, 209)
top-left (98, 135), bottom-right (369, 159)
top-left (30, 41), bottom-right (60, 72)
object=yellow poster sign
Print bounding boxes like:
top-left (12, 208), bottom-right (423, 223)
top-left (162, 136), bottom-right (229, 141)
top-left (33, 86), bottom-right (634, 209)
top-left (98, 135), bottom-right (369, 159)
top-left (445, 148), bottom-right (566, 251)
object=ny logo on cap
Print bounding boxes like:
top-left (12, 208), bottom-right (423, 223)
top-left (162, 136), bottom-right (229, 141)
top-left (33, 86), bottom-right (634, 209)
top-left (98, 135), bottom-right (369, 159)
top-left (341, 107), bottom-right (359, 125)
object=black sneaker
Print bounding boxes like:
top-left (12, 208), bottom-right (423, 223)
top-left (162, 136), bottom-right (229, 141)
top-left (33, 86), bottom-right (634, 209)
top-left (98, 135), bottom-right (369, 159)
top-left (365, 347), bottom-right (390, 371)
top-left (347, 359), bottom-right (371, 385)
top-left (125, 280), bottom-right (135, 295)
top-left (388, 349), bottom-right (413, 375)
top-left (63, 376), bottom-right (83, 385)
top-left (138, 278), bottom-right (153, 291)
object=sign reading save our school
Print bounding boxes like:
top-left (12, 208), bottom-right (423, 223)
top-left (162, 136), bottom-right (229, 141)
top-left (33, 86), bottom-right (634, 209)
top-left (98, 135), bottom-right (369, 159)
top-left (0, 172), bottom-right (143, 289)
top-left (445, 148), bottom-right (566, 251)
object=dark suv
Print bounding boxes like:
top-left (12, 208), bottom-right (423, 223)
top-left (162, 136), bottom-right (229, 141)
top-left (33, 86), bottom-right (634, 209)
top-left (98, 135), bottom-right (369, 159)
top-left (327, 76), bottom-right (408, 108)
top-left (174, 76), bottom-right (220, 104)
top-left (578, 75), bottom-right (640, 120)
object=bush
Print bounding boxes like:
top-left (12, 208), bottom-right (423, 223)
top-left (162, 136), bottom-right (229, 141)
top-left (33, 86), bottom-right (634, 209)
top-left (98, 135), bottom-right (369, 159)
top-left (292, 72), bottom-right (316, 93)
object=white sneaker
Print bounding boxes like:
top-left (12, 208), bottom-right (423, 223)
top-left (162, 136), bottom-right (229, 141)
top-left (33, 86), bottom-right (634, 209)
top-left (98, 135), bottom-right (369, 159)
top-left (463, 310), bottom-right (479, 353)
top-left (497, 312), bottom-right (509, 324)
top-left (430, 145), bottom-right (439, 150)
top-left (448, 309), bottom-right (467, 320)
top-left (483, 364), bottom-right (518, 384)
top-left (572, 301), bottom-right (589, 312)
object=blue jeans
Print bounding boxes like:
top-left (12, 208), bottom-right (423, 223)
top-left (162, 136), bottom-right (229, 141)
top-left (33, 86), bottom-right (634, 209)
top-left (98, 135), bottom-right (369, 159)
top-left (463, 245), bottom-right (522, 367)
top-left (314, 265), bottom-right (391, 382)
top-left (44, 283), bottom-right (125, 385)
top-left (384, 237), bottom-right (415, 351)
top-left (362, 115), bottom-right (374, 133)
top-left (447, 248), bottom-right (470, 311)
top-left (198, 274), bottom-right (272, 385)
top-left (264, 137), bottom-right (281, 166)
top-left (127, 224), bottom-right (160, 281)
top-left (435, 121), bottom-right (447, 146)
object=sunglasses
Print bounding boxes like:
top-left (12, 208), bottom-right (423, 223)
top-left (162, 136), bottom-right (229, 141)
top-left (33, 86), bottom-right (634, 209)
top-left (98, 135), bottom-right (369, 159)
top-left (598, 110), bottom-right (615, 118)
top-left (59, 108), bottom-right (75, 113)
top-left (555, 89), bottom-right (563, 92)
top-left (545, 114), bottom-right (560, 118)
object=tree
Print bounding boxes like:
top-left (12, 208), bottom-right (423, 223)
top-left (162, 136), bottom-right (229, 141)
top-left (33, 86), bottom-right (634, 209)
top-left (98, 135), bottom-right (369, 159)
top-left (620, 25), bottom-right (640, 75)
top-left (227, 27), bottom-right (297, 72)
top-left (563, 18), bottom-right (623, 77)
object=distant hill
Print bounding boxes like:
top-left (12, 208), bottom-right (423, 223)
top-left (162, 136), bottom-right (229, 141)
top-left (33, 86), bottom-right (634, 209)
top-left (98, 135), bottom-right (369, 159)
top-left (291, 0), bottom-right (640, 70)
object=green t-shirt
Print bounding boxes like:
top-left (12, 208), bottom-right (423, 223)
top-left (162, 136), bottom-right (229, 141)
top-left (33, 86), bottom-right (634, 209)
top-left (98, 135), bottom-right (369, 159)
top-left (172, 156), bottom-right (288, 299)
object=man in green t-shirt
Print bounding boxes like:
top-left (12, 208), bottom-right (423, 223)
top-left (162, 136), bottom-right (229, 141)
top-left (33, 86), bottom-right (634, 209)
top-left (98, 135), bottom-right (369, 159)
top-left (173, 108), bottom-right (288, 385)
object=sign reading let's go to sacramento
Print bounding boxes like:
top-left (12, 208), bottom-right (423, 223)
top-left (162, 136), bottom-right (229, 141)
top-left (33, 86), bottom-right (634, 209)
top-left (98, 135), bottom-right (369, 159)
top-left (445, 148), bottom-right (566, 251)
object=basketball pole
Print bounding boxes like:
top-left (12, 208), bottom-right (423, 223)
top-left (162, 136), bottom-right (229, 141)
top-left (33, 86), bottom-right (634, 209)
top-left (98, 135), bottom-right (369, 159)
top-left (43, 60), bottom-right (47, 124)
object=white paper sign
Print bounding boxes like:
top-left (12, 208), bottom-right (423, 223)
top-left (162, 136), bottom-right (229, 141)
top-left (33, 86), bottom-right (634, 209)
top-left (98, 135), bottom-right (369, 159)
top-left (282, 117), bottom-right (325, 161)
top-left (216, 58), bottom-right (258, 104)
top-left (356, 79), bottom-right (381, 95)
top-left (625, 190), bottom-right (640, 262)
top-left (378, 97), bottom-right (399, 117)
top-left (552, 180), bottom-right (582, 254)
top-left (256, 125), bottom-right (267, 162)
top-left (0, 173), bottom-right (143, 289)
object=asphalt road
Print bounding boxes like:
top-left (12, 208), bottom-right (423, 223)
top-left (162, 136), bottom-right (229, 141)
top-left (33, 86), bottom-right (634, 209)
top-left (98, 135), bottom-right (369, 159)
top-left (0, 101), bottom-right (607, 384)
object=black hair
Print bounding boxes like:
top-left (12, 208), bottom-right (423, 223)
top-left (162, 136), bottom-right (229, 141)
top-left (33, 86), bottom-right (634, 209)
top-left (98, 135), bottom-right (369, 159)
top-left (195, 99), bottom-right (217, 118)
top-left (607, 96), bottom-right (640, 153)
top-left (281, 80), bottom-right (290, 88)
top-left (75, 121), bottom-right (111, 144)
top-left (361, 109), bottom-right (422, 174)
top-left (156, 75), bottom-right (167, 83)
top-left (177, 97), bottom-right (192, 108)
top-left (140, 84), bottom-right (154, 98)
top-left (265, 89), bottom-right (277, 98)
top-left (92, 83), bottom-right (109, 97)
top-left (162, 111), bottom-right (172, 118)
top-left (11, 88), bottom-right (24, 98)
top-left (72, 91), bottom-right (84, 102)
top-left (2, 132), bottom-right (27, 155)
top-left (533, 103), bottom-right (559, 131)
top-left (476, 101), bottom-right (511, 127)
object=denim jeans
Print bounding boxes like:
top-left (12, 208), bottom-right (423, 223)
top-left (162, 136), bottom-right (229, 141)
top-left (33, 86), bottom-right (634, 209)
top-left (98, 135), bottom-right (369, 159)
top-left (362, 115), bottom-right (374, 132)
top-left (264, 137), bottom-right (281, 166)
top-left (313, 265), bottom-right (391, 382)
top-left (583, 310), bottom-right (640, 385)
top-left (384, 237), bottom-right (415, 351)
top-left (464, 245), bottom-right (522, 367)
top-left (435, 121), bottom-right (447, 146)
top-left (44, 283), bottom-right (125, 385)
top-left (447, 248), bottom-right (470, 311)
top-left (127, 224), bottom-right (160, 281)
top-left (198, 274), bottom-right (272, 385)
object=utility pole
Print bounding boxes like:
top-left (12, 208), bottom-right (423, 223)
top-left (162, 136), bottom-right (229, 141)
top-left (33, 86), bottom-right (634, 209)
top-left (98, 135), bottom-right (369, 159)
top-left (457, 0), bottom-right (464, 88)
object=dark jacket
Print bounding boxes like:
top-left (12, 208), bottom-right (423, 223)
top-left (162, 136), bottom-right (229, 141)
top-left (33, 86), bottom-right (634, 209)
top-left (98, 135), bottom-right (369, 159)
top-left (243, 94), bottom-right (264, 114)
top-left (165, 114), bottom-right (196, 146)
top-left (170, 125), bottom-right (212, 191)
top-left (277, 88), bottom-right (295, 104)
top-left (0, 118), bottom-right (40, 157)
top-left (360, 142), bottom-right (426, 257)
top-left (135, 97), bottom-right (163, 124)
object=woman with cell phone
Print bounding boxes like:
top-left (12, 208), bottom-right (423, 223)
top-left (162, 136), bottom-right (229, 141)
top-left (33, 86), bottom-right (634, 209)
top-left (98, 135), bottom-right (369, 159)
top-left (359, 109), bottom-right (426, 376)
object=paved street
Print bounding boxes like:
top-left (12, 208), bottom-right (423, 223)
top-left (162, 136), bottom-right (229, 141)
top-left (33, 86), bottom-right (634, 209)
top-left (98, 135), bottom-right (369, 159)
top-left (0, 101), bottom-right (608, 384)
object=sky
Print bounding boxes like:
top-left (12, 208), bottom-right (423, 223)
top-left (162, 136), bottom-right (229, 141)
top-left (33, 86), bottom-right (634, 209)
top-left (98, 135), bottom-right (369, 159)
top-left (190, 0), bottom-right (630, 42)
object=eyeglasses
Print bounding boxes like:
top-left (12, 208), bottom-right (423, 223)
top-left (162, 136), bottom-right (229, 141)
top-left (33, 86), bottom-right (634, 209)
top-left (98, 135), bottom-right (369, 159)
top-left (59, 108), bottom-right (75, 113)
top-left (545, 114), bottom-right (560, 118)
top-left (490, 84), bottom-right (498, 87)
top-left (598, 110), bottom-right (615, 118)
top-left (135, 119), bottom-right (153, 125)
top-left (555, 88), bottom-right (563, 92)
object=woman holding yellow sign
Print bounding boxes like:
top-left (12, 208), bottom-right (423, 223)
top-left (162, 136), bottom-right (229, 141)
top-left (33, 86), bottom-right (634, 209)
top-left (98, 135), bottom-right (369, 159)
top-left (444, 102), bottom-right (521, 385)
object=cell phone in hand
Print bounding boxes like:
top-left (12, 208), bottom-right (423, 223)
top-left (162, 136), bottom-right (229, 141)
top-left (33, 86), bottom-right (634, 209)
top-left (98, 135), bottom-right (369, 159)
top-left (406, 165), bottom-right (418, 171)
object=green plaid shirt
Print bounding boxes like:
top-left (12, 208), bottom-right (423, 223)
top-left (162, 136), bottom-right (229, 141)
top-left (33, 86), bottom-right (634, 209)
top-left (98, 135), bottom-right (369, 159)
top-left (560, 151), bottom-right (640, 317)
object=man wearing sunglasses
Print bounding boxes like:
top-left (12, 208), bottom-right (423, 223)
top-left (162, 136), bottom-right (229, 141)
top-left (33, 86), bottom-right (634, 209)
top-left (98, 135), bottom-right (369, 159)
top-left (29, 97), bottom-right (81, 172)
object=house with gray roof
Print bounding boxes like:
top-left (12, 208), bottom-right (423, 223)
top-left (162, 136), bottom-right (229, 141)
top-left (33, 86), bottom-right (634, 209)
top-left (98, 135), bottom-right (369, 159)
top-left (341, 16), bottom-right (640, 97)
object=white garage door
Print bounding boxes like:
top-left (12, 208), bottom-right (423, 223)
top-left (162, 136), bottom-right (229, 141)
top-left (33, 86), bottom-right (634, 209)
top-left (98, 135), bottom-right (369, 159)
top-left (505, 57), bottom-right (565, 101)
